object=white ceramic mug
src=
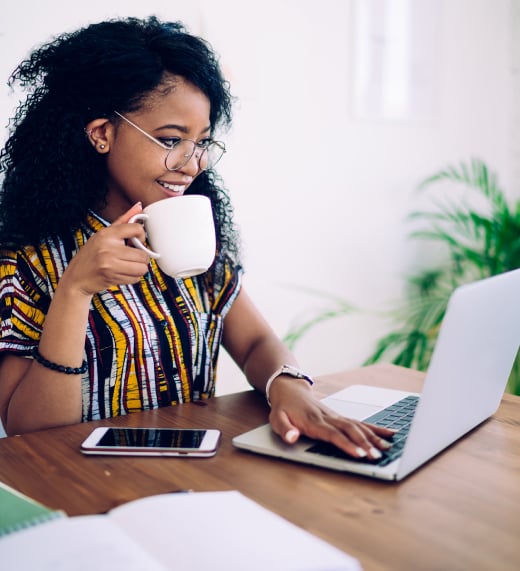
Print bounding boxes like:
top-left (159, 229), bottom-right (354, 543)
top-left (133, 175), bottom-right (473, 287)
top-left (129, 195), bottom-right (216, 278)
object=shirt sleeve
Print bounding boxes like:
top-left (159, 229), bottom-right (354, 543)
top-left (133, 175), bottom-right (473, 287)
top-left (0, 248), bottom-right (49, 355)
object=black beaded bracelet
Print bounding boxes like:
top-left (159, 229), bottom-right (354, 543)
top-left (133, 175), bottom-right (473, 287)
top-left (31, 346), bottom-right (88, 375)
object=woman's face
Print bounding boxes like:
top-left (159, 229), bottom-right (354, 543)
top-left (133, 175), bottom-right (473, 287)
top-left (99, 78), bottom-right (211, 221)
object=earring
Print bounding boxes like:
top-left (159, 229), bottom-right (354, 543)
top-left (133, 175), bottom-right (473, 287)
top-left (99, 144), bottom-right (106, 150)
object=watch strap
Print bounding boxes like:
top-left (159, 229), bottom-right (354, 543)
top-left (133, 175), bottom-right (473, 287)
top-left (265, 364), bottom-right (314, 406)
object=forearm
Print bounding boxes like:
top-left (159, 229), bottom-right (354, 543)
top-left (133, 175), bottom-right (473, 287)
top-left (223, 288), bottom-right (312, 399)
top-left (3, 214), bottom-right (151, 434)
top-left (240, 335), bottom-right (299, 394)
top-left (6, 280), bottom-right (92, 434)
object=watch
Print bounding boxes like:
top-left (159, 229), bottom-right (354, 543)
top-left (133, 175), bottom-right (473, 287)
top-left (264, 364), bottom-right (315, 406)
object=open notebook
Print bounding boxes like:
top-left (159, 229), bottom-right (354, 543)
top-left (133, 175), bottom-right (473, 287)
top-left (233, 269), bottom-right (520, 481)
top-left (0, 490), bottom-right (361, 571)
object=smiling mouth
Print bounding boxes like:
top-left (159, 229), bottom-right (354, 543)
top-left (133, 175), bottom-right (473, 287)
top-left (158, 181), bottom-right (186, 193)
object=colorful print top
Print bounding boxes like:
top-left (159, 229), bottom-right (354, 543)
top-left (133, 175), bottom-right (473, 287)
top-left (0, 212), bottom-right (242, 420)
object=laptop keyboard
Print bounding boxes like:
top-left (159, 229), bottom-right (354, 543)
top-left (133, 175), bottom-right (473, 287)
top-left (305, 395), bottom-right (420, 467)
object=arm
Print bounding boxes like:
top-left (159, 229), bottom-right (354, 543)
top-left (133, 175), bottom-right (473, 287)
top-left (222, 288), bottom-right (395, 459)
top-left (0, 204), bottom-right (150, 435)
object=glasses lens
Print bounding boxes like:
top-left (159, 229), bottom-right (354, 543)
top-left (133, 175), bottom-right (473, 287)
top-left (165, 141), bottom-right (193, 171)
top-left (165, 141), bottom-right (225, 171)
top-left (205, 142), bottom-right (225, 170)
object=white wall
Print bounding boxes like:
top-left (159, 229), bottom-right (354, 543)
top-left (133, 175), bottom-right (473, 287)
top-left (0, 0), bottom-right (515, 400)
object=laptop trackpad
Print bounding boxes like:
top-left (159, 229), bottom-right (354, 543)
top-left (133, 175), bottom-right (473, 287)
top-left (321, 385), bottom-right (415, 421)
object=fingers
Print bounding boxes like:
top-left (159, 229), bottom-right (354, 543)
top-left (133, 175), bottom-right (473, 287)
top-left (108, 222), bottom-right (147, 249)
top-left (108, 204), bottom-right (148, 248)
top-left (363, 422), bottom-right (399, 439)
top-left (98, 252), bottom-right (149, 283)
top-left (328, 418), bottom-right (394, 459)
top-left (62, 204), bottom-right (152, 296)
top-left (94, 233), bottom-right (150, 283)
top-left (270, 409), bottom-right (301, 444)
top-left (270, 403), bottom-right (396, 460)
top-left (112, 202), bottom-right (143, 225)
top-left (64, 219), bottom-right (151, 294)
top-left (307, 418), bottom-right (387, 460)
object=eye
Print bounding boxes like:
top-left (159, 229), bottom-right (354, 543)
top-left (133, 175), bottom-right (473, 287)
top-left (158, 137), bottom-right (182, 149)
top-left (196, 138), bottom-right (213, 150)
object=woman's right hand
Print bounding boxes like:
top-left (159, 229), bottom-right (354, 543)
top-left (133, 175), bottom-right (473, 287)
top-left (61, 202), bottom-right (151, 296)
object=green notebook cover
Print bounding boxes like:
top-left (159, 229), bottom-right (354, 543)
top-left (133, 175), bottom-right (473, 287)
top-left (0, 481), bottom-right (66, 537)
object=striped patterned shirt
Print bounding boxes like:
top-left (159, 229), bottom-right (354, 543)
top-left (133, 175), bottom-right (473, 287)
top-left (0, 212), bottom-right (242, 420)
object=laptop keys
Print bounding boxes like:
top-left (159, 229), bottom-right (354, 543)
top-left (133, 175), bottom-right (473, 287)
top-left (306, 395), bottom-right (420, 466)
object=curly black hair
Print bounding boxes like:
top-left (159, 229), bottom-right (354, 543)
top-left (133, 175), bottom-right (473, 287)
top-left (0, 16), bottom-right (240, 262)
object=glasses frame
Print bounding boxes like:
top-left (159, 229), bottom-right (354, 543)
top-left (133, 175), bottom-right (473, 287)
top-left (113, 111), bottom-right (226, 172)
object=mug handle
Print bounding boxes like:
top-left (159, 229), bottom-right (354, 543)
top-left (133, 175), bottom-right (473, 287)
top-left (128, 213), bottom-right (161, 259)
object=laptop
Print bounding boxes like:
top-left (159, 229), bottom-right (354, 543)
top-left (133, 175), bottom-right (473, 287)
top-left (232, 269), bottom-right (520, 481)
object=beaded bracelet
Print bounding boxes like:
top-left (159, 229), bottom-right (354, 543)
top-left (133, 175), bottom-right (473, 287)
top-left (31, 346), bottom-right (88, 375)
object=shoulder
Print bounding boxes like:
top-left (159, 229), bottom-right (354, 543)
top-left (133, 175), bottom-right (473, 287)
top-left (0, 245), bottom-right (38, 275)
top-left (0, 246), bottom-right (42, 310)
top-left (0, 237), bottom-right (70, 294)
top-left (0, 245), bottom-right (48, 298)
top-left (0, 247), bottom-right (19, 269)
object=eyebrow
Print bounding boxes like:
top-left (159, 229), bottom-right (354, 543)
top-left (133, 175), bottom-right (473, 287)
top-left (155, 124), bottom-right (212, 136)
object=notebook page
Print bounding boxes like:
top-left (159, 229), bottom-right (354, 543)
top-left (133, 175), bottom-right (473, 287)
top-left (109, 490), bottom-right (362, 571)
top-left (0, 516), bottom-right (167, 570)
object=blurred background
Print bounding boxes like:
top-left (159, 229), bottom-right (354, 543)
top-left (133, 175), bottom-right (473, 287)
top-left (1, 0), bottom-right (516, 397)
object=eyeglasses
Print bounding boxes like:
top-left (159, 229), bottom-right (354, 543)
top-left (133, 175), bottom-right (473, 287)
top-left (114, 111), bottom-right (226, 172)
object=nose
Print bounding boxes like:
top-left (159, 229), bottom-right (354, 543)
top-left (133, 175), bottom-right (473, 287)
top-left (178, 149), bottom-right (203, 176)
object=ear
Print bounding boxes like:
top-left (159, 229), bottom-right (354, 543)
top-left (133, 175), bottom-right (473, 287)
top-left (85, 118), bottom-right (113, 154)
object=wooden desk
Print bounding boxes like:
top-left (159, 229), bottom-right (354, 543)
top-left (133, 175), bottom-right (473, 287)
top-left (0, 364), bottom-right (518, 571)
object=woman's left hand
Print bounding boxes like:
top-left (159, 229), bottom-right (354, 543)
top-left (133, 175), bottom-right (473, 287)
top-left (267, 377), bottom-right (395, 460)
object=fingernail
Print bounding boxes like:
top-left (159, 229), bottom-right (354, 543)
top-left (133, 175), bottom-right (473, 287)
top-left (285, 429), bottom-right (299, 443)
top-left (355, 447), bottom-right (367, 458)
top-left (369, 447), bottom-right (382, 459)
top-left (379, 439), bottom-right (393, 449)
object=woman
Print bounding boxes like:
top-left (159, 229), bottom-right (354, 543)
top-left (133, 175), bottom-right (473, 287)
top-left (0, 16), bottom-right (392, 459)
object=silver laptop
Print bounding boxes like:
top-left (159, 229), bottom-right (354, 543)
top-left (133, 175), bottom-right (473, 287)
top-left (233, 269), bottom-right (520, 481)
